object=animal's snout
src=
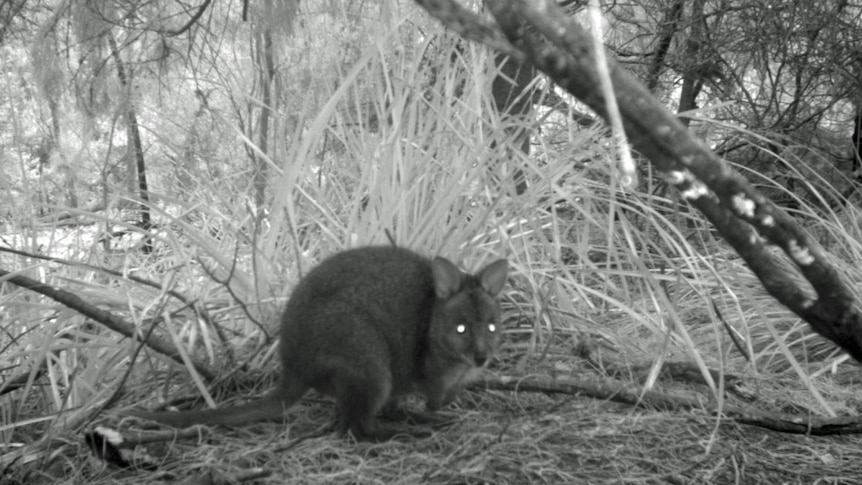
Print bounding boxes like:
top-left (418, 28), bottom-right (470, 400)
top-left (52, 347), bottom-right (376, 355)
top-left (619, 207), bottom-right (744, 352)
top-left (473, 352), bottom-right (489, 367)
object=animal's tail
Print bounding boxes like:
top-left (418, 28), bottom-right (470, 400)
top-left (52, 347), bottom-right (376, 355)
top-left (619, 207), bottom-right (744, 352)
top-left (126, 393), bottom-right (291, 427)
top-left (126, 377), bottom-right (311, 428)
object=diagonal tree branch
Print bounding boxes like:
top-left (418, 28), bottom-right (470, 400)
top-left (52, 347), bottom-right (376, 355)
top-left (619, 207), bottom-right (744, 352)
top-left (0, 269), bottom-right (218, 381)
top-left (414, 0), bottom-right (862, 361)
top-left (411, 0), bottom-right (525, 61)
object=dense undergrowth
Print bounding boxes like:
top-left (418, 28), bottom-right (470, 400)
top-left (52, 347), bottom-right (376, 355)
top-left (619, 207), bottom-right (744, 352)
top-left (2, 13), bottom-right (862, 484)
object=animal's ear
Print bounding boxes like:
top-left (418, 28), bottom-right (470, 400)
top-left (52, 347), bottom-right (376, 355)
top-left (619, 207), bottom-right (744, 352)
top-left (477, 259), bottom-right (508, 296)
top-left (432, 257), bottom-right (464, 300)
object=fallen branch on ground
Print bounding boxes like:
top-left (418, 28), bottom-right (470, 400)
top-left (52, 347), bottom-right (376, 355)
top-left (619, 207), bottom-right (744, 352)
top-left (478, 375), bottom-right (862, 435)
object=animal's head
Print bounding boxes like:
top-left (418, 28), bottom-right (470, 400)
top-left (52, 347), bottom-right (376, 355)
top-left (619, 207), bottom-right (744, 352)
top-left (429, 256), bottom-right (509, 368)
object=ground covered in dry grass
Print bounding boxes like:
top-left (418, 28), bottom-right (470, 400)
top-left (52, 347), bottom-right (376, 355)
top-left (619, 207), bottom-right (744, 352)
top-left (8, 343), bottom-right (862, 485)
top-left (101, 399), bottom-right (862, 484)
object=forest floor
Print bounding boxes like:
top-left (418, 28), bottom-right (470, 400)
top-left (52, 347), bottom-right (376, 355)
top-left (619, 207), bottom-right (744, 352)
top-left (6, 337), bottom-right (862, 484)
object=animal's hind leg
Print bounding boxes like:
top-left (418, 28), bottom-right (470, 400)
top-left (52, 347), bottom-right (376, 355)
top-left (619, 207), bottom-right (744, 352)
top-left (334, 365), bottom-right (395, 441)
top-left (275, 371), bottom-right (312, 413)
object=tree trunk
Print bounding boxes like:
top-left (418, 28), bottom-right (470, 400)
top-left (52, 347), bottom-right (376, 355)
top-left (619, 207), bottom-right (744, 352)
top-left (108, 33), bottom-right (153, 254)
top-left (646, 0), bottom-right (685, 93)
top-left (254, 24), bottom-right (276, 210)
top-left (491, 53), bottom-right (536, 195)
top-left (852, 107), bottom-right (861, 179)
top-left (677, 0), bottom-right (707, 128)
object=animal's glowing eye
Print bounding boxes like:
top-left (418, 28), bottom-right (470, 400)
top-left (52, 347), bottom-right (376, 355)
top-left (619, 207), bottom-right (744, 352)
top-left (456, 324), bottom-right (466, 334)
top-left (488, 323), bottom-right (496, 333)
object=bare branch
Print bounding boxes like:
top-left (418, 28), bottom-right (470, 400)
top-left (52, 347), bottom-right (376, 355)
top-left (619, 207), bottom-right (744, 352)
top-left (161, 0), bottom-right (213, 37)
